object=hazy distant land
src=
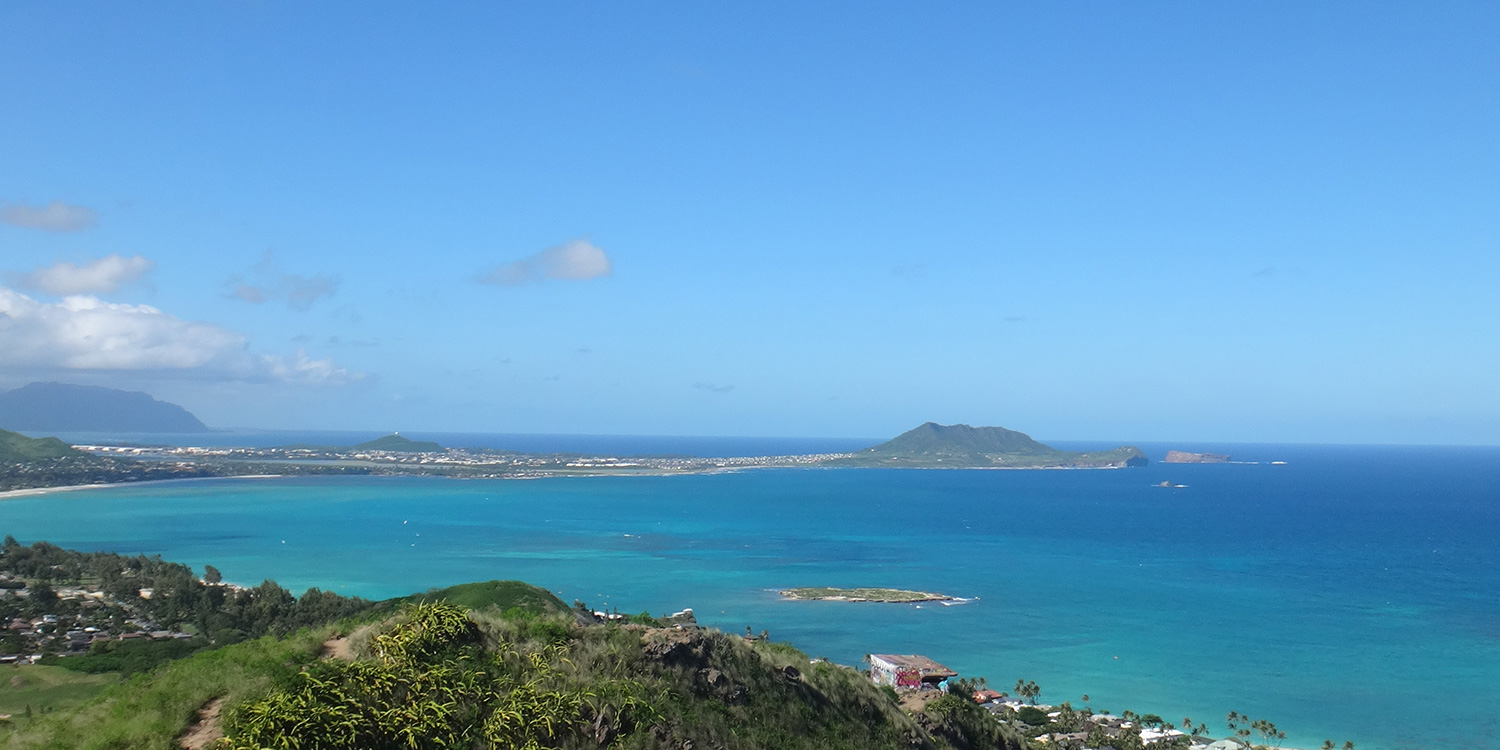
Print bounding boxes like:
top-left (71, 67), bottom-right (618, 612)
top-left (0, 382), bottom-right (210, 433)
top-left (2, 421), bottom-right (1149, 494)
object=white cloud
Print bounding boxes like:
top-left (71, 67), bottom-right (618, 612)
top-left (0, 288), bottom-right (356, 384)
top-left (15, 254), bottom-right (155, 295)
top-left (0, 201), bottom-right (99, 232)
top-left (227, 250), bottom-right (339, 311)
top-left (481, 239), bottom-right (612, 286)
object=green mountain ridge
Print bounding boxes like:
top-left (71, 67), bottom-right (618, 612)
top-left (842, 422), bottom-right (1148, 468)
top-left (0, 428), bottom-right (89, 463)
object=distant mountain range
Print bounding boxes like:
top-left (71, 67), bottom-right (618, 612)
top-left (840, 422), bottom-right (1148, 468)
top-left (0, 382), bottom-right (209, 434)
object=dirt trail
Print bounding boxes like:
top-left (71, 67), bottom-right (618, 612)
top-left (323, 635), bottom-right (354, 661)
top-left (177, 696), bottom-right (225, 750)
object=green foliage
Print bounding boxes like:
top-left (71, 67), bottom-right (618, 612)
top-left (212, 600), bottom-right (1019, 750)
top-left (0, 664), bottom-right (119, 717)
top-left (922, 691), bottom-right (1027, 750)
top-left (1013, 678), bottom-right (1040, 704)
top-left (0, 429), bottom-right (83, 462)
top-left (756, 641), bottom-right (807, 659)
top-left (40, 637), bottom-right (211, 676)
top-left (386, 580), bottom-right (567, 616)
top-left (370, 601), bottom-right (479, 664)
top-left (1, 627), bottom-right (331, 750)
top-left (0, 541), bottom-right (374, 639)
top-left (221, 603), bottom-right (592, 750)
top-left (1016, 706), bottom-right (1049, 725)
top-left (944, 676), bottom-right (987, 701)
top-left (628, 611), bottom-right (662, 627)
top-left (1226, 710), bottom-right (1288, 749)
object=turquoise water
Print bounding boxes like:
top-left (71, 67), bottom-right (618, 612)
top-left (2, 444), bottom-right (1497, 749)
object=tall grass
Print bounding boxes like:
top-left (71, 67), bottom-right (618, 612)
top-left (0, 626), bottom-right (333, 750)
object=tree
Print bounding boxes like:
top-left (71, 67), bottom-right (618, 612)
top-left (1225, 712), bottom-right (1286, 750)
top-left (29, 581), bottom-right (57, 607)
top-left (1013, 679), bottom-right (1040, 705)
top-left (203, 564), bottom-right (222, 584)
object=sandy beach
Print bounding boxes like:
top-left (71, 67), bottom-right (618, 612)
top-left (0, 475), bottom-right (284, 501)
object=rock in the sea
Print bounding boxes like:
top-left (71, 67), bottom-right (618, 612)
top-left (1163, 450), bottom-right (1231, 463)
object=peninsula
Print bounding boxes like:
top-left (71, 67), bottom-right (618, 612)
top-left (2, 421), bottom-right (1149, 493)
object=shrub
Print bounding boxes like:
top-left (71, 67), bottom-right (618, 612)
top-left (1017, 705), bottom-right (1050, 725)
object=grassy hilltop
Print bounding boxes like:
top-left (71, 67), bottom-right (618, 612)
top-left (0, 429), bottom-right (86, 463)
top-left (0, 542), bottom-right (1329, 750)
top-left (2, 588), bottom-right (1026, 750)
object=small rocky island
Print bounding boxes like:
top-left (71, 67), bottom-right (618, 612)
top-left (1164, 450), bottom-right (1231, 463)
top-left (779, 587), bottom-right (953, 603)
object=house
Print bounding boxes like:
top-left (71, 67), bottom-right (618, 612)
top-left (866, 654), bottom-right (956, 689)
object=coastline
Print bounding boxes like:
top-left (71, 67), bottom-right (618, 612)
top-left (0, 462), bottom-right (1142, 500)
top-left (0, 474), bottom-right (284, 501)
top-left (0, 452), bottom-right (1448, 750)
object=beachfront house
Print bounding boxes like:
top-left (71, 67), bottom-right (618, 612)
top-left (866, 653), bottom-right (956, 690)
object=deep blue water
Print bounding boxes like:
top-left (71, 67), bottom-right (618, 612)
top-left (2, 443), bottom-right (1497, 749)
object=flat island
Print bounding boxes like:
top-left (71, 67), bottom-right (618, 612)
top-left (779, 587), bottom-right (952, 603)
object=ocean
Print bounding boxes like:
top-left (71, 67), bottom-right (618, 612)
top-left (2, 441), bottom-right (1496, 750)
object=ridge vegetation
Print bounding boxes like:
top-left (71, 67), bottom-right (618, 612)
top-left (0, 430), bottom-right (85, 463)
top-left (0, 542), bottom-right (1355, 750)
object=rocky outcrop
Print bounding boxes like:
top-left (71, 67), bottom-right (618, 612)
top-left (1163, 450), bottom-right (1231, 464)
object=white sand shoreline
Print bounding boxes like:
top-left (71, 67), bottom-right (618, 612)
top-left (0, 474), bottom-right (284, 501)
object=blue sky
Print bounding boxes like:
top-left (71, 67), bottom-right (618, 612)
top-left (2, 2), bottom-right (1498, 444)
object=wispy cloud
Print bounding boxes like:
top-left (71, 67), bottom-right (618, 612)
top-left (12, 254), bottom-right (154, 295)
top-left (480, 239), bottom-right (612, 286)
top-left (694, 381), bottom-right (735, 394)
top-left (227, 250), bottom-right (339, 311)
top-left (0, 200), bottom-right (98, 232)
top-left (0, 287), bottom-right (357, 384)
